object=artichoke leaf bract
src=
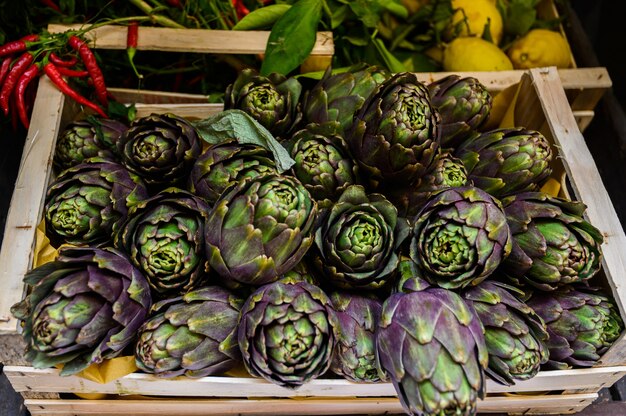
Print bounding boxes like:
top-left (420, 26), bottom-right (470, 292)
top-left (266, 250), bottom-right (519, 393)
top-left (11, 247), bottom-right (152, 376)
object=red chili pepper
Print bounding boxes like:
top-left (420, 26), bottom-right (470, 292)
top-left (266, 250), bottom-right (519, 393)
top-left (0, 34), bottom-right (39, 58)
top-left (40, 0), bottom-right (61, 12)
top-left (0, 53), bottom-right (34, 115)
top-left (232, 0), bottom-right (250, 19)
top-left (15, 64), bottom-right (39, 129)
top-left (43, 63), bottom-right (108, 118)
top-left (0, 57), bottom-right (11, 85)
top-left (56, 67), bottom-right (89, 77)
top-left (68, 36), bottom-right (108, 107)
top-left (165, 0), bottom-right (182, 8)
top-left (49, 52), bottom-right (77, 68)
top-left (127, 21), bottom-right (139, 61)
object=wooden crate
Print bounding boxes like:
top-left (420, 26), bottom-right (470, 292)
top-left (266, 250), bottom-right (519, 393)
top-left (45, 20), bottom-right (610, 133)
top-left (1, 65), bottom-right (626, 415)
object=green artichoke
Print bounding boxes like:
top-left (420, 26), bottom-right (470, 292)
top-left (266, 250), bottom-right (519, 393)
top-left (410, 186), bottom-right (512, 289)
top-left (225, 69), bottom-right (302, 139)
top-left (238, 275), bottom-right (339, 388)
top-left (45, 158), bottom-right (148, 245)
top-left (428, 75), bottom-right (492, 148)
top-left (389, 151), bottom-right (470, 218)
top-left (54, 118), bottom-right (127, 172)
top-left (11, 247), bottom-right (152, 376)
top-left (188, 140), bottom-right (277, 204)
top-left (346, 72), bottom-right (440, 188)
top-left (455, 128), bottom-right (553, 198)
top-left (206, 174), bottom-right (317, 287)
top-left (289, 122), bottom-right (359, 208)
top-left (115, 188), bottom-right (211, 297)
top-left (463, 281), bottom-right (549, 386)
top-left (330, 291), bottom-right (382, 382)
top-left (135, 286), bottom-right (243, 378)
top-left (377, 274), bottom-right (488, 415)
top-left (527, 286), bottom-right (624, 369)
top-left (117, 113), bottom-right (201, 188)
top-left (314, 185), bottom-right (410, 290)
top-left (502, 192), bottom-right (603, 291)
top-left (302, 64), bottom-right (390, 134)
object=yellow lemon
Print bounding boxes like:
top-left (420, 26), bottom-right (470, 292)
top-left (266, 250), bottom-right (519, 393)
top-left (508, 29), bottom-right (572, 69)
top-left (449, 0), bottom-right (503, 45)
top-left (443, 37), bottom-right (514, 72)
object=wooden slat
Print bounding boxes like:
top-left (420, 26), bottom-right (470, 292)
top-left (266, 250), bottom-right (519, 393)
top-left (0, 78), bottom-right (66, 334)
top-left (47, 24), bottom-right (334, 56)
top-left (133, 103), bottom-right (222, 119)
top-left (23, 394), bottom-right (598, 416)
top-left (5, 366), bottom-right (625, 397)
top-left (525, 67), bottom-right (626, 367)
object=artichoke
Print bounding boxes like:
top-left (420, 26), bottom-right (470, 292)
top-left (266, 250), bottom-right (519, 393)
top-left (115, 188), bottom-right (211, 297)
top-left (377, 274), bottom-right (488, 416)
top-left (502, 192), bottom-right (603, 291)
top-left (329, 291), bottom-right (382, 382)
top-left (410, 186), bottom-right (512, 289)
top-left (347, 72), bottom-right (440, 188)
top-left (225, 69), bottom-right (302, 139)
top-left (455, 128), bottom-right (553, 198)
top-left (188, 140), bottom-right (277, 204)
top-left (135, 286), bottom-right (243, 378)
top-left (463, 281), bottom-right (549, 386)
top-left (238, 275), bottom-right (339, 388)
top-left (54, 118), bottom-right (127, 172)
top-left (44, 158), bottom-right (148, 245)
top-left (289, 122), bottom-right (359, 208)
top-left (117, 113), bottom-right (201, 188)
top-left (389, 151), bottom-right (470, 218)
top-left (314, 185), bottom-right (410, 290)
top-left (302, 64), bottom-right (390, 134)
top-left (206, 174), bottom-right (317, 287)
top-left (428, 75), bottom-right (492, 148)
top-left (527, 286), bottom-right (624, 369)
top-left (11, 247), bottom-right (152, 376)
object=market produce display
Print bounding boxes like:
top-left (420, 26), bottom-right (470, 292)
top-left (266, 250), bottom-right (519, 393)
top-left (12, 66), bottom-right (623, 416)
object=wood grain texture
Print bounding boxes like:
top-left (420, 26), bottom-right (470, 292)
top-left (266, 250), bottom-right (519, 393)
top-left (47, 24), bottom-right (334, 56)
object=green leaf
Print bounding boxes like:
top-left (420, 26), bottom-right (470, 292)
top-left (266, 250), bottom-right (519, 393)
top-left (107, 101), bottom-right (136, 123)
top-left (481, 17), bottom-right (494, 43)
top-left (233, 4), bottom-right (292, 30)
top-left (261, 0), bottom-right (323, 76)
top-left (504, 2), bottom-right (537, 36)
top-left (331, 4), bottom-right (350, 29)
top-left (343, 34), bottom-right (370, 46)
top-left (381, 0), bottom-right (408, 19)
top-left (373, 38), bottom-right (406, 72)
top-left (193, 110), bottom-right (295, 172)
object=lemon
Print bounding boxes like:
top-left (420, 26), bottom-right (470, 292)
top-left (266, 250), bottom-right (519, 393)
top-left (449, 0), bottom-right (503, 45)
top-left (443, 37), bottom-right (514, 72)
top-left (508, 29), bottom-right (572, 69)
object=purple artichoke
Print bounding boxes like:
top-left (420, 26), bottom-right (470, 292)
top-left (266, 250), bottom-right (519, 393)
top-left (410, 186), bottom-right (512, 289)
top-left (527, 286), bottom-right (623, 369)
top-left (44, 158), bottom-right (148, 245)
top-left (377, 267), bottom-right (488, 415)
top-left (238, 276), bottom-right (339, 388)
top-left (502, 192), bottom-right (603, 290)
top-left (188, 140), bottom-right (277, 204)
top-left (11, 247), bottom-right (152, 376)
top-left (330, 291), bottom-right (382, 382)
top-left (135, 286), bottom-right (243, 378)
top-left (115, 188), bottom-right (211, 297)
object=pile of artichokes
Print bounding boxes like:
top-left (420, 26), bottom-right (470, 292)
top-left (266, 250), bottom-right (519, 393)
top-left (12, 66), bottom-right (622, 416)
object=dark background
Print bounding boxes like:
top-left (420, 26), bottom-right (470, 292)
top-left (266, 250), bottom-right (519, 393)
top-left (1, 0), bottom-right (626, 414)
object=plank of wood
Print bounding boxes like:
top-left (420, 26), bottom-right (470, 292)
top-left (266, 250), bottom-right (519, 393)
top-left (133, 103), bottom-right (222, 119)
top-left (525, 67), bottom-right (626, 367)
top-left (0, 78), bottom-right (66, 334)
top-left (5, 366), bottom-right (625, 397)
top-left (24, 393), bottom-right (597, 416)
top-left (46, 24), bottom-right (334, 56)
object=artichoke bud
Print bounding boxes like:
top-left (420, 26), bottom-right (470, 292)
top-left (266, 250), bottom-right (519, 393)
top-left (225, 69), bottom-right (302, 139)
